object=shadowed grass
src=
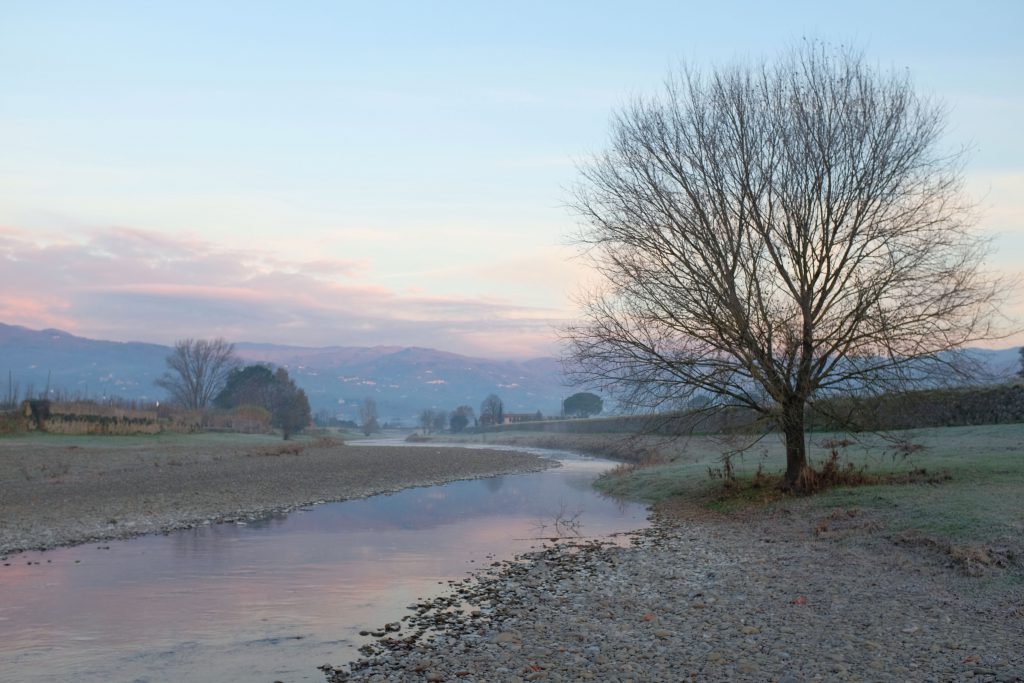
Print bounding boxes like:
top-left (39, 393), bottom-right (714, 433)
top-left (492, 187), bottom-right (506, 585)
top-left (628, 427), bottom-right (1024, 570)
top-left (459, 425), bottom-right (1024, 559)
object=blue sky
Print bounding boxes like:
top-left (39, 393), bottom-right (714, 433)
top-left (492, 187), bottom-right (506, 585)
top-left (1, 1), bottom-right (1021, 356)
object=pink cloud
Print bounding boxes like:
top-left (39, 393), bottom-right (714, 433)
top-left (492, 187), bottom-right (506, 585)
top-left (0, 225), bottom-right (564, 358)
top-left (290, 257), bottom-right (367, 276)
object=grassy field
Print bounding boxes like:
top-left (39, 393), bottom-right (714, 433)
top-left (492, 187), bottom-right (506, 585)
top-left (439, 424), bottom-right (1024, 567)
top-left (595, 425), bottom-right (1023, 543)
top-left (807, 425), bottom-right (1024, 544)
top-left (14, 425), bottom-right (1015, 569)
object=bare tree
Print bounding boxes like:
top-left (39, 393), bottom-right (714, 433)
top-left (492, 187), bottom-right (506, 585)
top-left (479, 393), bottom-right (504, 427)
top-left (155, 338), bottom-right (238, 410)
top-left (566, 43), bottom-right (1004, 490)
top-left (359, 397), bottom-right (380, 436)
top-left (1018, 347), bottom-right (1024, 380)
top-left (419, 408), bottom-right (437, 434)
top-left (2, 370), bottom-right (19, 411)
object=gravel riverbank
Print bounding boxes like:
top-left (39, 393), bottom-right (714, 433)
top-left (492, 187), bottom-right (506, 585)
top-left (330, 505), bottom-right (1023, 683)
top-left (0, 434), bottom-right (555, 556)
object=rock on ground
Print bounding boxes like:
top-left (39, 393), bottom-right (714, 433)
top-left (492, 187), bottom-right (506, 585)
top-left (330, 506), bottom-right (1024, 683)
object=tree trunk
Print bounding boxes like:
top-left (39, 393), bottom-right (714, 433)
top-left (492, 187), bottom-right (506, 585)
top-left (781, 400), bottom-right (807, 489)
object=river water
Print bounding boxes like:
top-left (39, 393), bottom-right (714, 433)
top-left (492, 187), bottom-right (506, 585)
top-left (0, 446), bottom-right (647, 683)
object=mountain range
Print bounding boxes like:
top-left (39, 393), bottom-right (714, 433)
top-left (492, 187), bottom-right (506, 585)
top-left (0, 323), bottom-right (569, 421)
top-left (1, 322), bottom-right (1020, 423)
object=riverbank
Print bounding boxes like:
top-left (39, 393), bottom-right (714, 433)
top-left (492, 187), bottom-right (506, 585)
top-left (0, 432), bottom-right (556, 556)
top-left (329, 424), bottom-right (1024, 682)
top-left (330, 504), bottom-right (1023, 682)
top-left (419, 424), bottom-right (1024, 555)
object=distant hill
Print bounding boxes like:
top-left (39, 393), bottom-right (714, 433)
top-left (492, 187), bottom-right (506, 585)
top-left (0, 324), bottom-right (170, 400)
top-left (1, 322), bottom-right (1019, 423)
top-left (960, 347), bottom-right (1022, 381)
top-left (0, 323), bottom-right (569, 421)
top-left (234, 342), bottom-right (569, 421)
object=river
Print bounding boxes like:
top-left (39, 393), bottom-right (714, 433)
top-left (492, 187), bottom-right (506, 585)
top-left (0, 445), bottom-right (648, 683)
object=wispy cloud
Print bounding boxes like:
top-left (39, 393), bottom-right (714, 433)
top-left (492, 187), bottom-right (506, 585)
top-left (0, 225), bottom-right (565, 358)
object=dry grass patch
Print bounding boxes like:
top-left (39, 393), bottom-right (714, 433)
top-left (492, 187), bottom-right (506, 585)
top-left (891, 531), bottom-right (1019, 576)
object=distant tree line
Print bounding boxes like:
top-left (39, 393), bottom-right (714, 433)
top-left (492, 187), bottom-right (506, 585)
top-left (409, 391), bottom-right (612, 436)
top-left (155, 338), bottom-right (311, 440)
top-left (314, 410), bottom-right (357, 429)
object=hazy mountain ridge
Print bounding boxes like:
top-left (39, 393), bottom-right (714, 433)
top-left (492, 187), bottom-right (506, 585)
top-left (0, 323), bottom-right (568, 420)
top-left (0, 324), bottom-right (170, 398)
top-left (237, 342), bottom-right (568, 420)
top-left (1, 323), bottom-right (1019, 422)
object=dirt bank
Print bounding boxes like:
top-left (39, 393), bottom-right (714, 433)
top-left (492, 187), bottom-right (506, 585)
top-left (0, 433), bottom-right (555, 555)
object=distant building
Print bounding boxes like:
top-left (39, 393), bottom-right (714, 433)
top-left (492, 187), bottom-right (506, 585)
top-left (501, 411), bottom-right (543, 425)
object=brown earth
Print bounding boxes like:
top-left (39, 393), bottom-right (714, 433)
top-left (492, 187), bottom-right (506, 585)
top-left (0, 433), bottom-right (555, 556)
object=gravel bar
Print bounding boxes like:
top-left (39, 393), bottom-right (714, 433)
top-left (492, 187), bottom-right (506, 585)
top-left (329, 507), bottom-right (1024, 683)
top-left (0, 436), bottom-right (556, 556)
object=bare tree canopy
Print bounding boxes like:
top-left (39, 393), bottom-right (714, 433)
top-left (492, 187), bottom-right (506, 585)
top-left (418, 407), bottom-right (444, 434)
top-left (566, 42), bottom-right (1004, 489)
top-left (155, 338), bottom-right (238, 410)
top-left (360, 397), bottom-right (380, 436)
top-left (479, 394), bottom-right (504, 427)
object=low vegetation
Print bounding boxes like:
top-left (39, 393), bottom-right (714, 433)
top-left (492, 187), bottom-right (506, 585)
top-left (439, 423), bottom-right (1024, 576)
top-left (0, 342), bottom-right (313, 439)
top-left (0, 398), bottom-right (201, 436)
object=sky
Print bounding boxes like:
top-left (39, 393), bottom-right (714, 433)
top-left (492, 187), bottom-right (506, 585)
top-left (1, 0), bottom-right (1022, 358)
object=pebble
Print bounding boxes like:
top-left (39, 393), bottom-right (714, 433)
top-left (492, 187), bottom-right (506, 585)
top-left (323, 508), bottom-right (1024, 683)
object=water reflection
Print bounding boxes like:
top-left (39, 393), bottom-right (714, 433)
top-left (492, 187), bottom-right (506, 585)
top-left (0, 450), bottom-right (647, 683)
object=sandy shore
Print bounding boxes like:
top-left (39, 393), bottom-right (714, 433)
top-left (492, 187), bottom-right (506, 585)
top-left (0, 433), bottom-right (555, 556)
